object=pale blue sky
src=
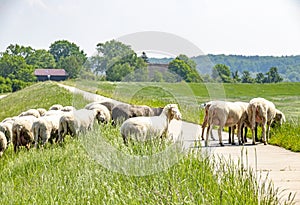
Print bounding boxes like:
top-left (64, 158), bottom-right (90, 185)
top-left (0, 0), bottom-right (299, 57)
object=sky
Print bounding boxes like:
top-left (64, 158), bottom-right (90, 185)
top-left (0, 0), bottom-right (300, 57)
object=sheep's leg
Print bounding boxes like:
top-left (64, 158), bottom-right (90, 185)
top-left (200, 120), bottom-right (207, 140)
top-left (205, 125), bottom-right (212, 147)
top-left (231, 126), bottom-right (236, 145)
top-left (255, 122), bottom-right (259, 142)
top-left (218, 126), bottom-right (224, 146)
top-left (228, 127), bottom-right (232, 144)
top-left (261, 122), bottom-right (267, 145)
top-left (266, 121), bottom-right (272, 144)
top-left (243, 126), bottom-right (248, 143)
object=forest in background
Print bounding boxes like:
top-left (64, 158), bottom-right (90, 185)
top-left (149, 54), bottom-right (300, 82)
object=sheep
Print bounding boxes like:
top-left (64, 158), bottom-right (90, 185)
top-left (85, 101), bottom-right (117, 112)
top-left (49, 104), bottom-right (63, 111)
top-left (112, 104), bottom-right (160, 125)
top-left (61, 106), bottom-right (76, 112)
top-left (120, 104), bottom-right (182, 144)
top-left (0, 131), bottom-right (7, 157)
top-left (37, 108), bottom-right (47, 117)
top-left (57, 109), bottom-right (103, 142)
top-left (247, 97), bottom-right (277, 145)
top-left (85, 104), bottom-right (111, 123)
top-left (12, 116), bottom-right (37, 152)
top-left (205, 101), bottom-right (249, 147)
top-left (200, 101), bottom-right (219, 141)
top-left (19, 109), bottom-right (41, 118)
top-left (272, 108), bottom-right (286, 127)
top-left (0, 118), bottom-right (15, 145)
top-left (33, 114), bottom-right (63, 147)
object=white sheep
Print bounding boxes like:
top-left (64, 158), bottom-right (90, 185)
top-left (247, 97), bottom-right (277, 145)
top-left (0, 118), bottom-right (15, 145)
top-left (37, 108), bottom-right (47, 117)
top-left (19, 109), bottom-right (41, 118)
top-left (61, 106), bottom-right (76, 112)
top-left (33, 114), bottom-right (63, 147)
top-left (120, 104), bottom-right (182, 144)
top-left (0, 131), bottom-right (7, 157)
top-left (12, 116), bottom-right (37, 152)
top-left (57, 109), bottom-right (103, 142)
top-left (85, 104), bottom-right (111, 123)
top-left (49, 104), bottom-right (63, 111)
top-left (205, 101), bottom-right (249, 146)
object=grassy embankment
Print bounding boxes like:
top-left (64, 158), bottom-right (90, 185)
top-left (68, 80), bottom-right (300, 152)
top-left (0, 81), bottom-right (291, 204)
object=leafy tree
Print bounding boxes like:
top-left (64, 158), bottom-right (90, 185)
top-left (255, 72), bottom-right (265, 83)
top-left (231, 70), bottom-right (241, 82)
top-left (265, 67), bottom-right (283, 83)
top-left (58, 56), bottom-right (81, 79)
top-left (211, 64), bottom-right (232, 83)
top-left (168, 55), bottom-right (201, 83)
top-left (49, 40), bottom-right (87, 64)
top-left (4, 44), bottom-right (34, 59)
top-left (26, 49), bottom-right (56, 68)
top-left (241, 71), bottom-right (254, 83)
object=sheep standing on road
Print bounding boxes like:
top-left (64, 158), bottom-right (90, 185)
top-left (205, 101), bottom-right (249, 146)
top-left (247, 97), bottom-right (277, 145)
top-left (120, 104), bottom-right (182, 144)
top-left (0, 131), bottom-right (7, 157)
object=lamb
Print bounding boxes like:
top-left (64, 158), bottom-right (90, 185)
top-left (85, 104), bottom-right (111, 123)
top-left (57, 109), bottom-right (103, 142)
top-left (112, 104), bottom-right (160, 125)
top-left (0, 131), bottom-right (7, 157)
top-left (19, 109), bottom-right (41, 118)
top-left (12, 116), bottom-right (37, 152)
top-left (120, 104), bottom-right (182, 144)
top-left (205, 101), bottom-right (249, 146)
top-left (247, 97), bottom-right (277, 145)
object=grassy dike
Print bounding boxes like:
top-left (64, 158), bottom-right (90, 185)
top-left (0, 82), bottom-right (291, 204)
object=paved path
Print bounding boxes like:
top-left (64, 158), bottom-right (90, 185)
top-left (59, 83), bottom-right (300, 204)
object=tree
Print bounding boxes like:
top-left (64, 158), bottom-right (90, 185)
top-left (49, 40), bottom-right (87, 64)
top-left (231, 70), bottom-right (241, 82)
top-left (26, 49), bottom-right (56, 68)
top-left (4, 44), bottom-right (34, 59)
top-left (58, 56), bottom-right (81, 79)
top-left (241, 71), bottom-right (254, 83)
top-left (168, 55), bottom-right (202, 83)
top-left (255, 72), bottom-right (265, 83)
top-left (265, 67), bottom-right (283, 83)
top-left (211, 64), bottom-right (232, 83)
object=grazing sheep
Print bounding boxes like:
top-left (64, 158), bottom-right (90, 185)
top-left (37, 108), bottom-right (47, 117)
top-left (247, 97), bottom-right (277, 145)
top-left (0, 118), bottom-right (15, 145)
top-left (58, 109), bottom-right (103, 142)
top-left (0, 131), bottom-right (7, 157)
top-left (85, 104), bottom-right (111, 123)
top-left (200, 101), bottom-right (219, 141)
top-left (61, 106), bottom-right (76, 112)
top-left (33, 114), bottom-right (63, 147)
top-left (120, 104), bottom-right (182, 144)
top-left (112, 104), bottom-right (159, 125)
top-left (272, 108), bottom-right (286, 127)
top-left (205, 101), bottom-right (249, 146)
top-left (49, 104), bottom-right (63, 111)
top-left (85, 101), bottom-right (117, 112)
top-left (19, 109), bottom-right (41, 118)
top-left (12, 116), bottom-right (36, 152)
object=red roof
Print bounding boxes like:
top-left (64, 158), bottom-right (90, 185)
top-left (34, 69), bottom-right (68, 76)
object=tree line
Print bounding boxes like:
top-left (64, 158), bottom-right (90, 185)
top-left (0, 39), bottom-right (290, 93)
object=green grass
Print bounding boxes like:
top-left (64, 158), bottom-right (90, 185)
top-left (0, 82), bottom-right (291, 204)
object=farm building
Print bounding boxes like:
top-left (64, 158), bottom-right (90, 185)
top-left (34, 69), bottom-right (68, 81)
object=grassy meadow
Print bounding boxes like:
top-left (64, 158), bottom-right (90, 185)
top-left (0, 81), bottom-right (293, 204)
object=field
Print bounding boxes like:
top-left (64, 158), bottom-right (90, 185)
top-left (0, 81), bottom-right (293, 204)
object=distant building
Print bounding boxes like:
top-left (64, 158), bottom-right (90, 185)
top-left (34, 69), bottom-right (68, 81)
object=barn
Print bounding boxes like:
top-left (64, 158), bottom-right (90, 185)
top-left (34, 69), bottom-right (68, 81)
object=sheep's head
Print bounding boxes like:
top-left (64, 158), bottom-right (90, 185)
top-left (94, 109), bottom-right (108, 124)
top-left (164, 104), bottom-right (182, 121)
top-left (274, 109), bottom-right (286, 125)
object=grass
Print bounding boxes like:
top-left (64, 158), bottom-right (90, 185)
top-left (0, 81), bottom-right (292, 204)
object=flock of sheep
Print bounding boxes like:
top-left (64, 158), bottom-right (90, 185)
top-left (200, 97), bottom-right (286, 147)
top-left (0, 96), bottom-right (286, 157)
top-left (0, 100), bottom-right (182, 157)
